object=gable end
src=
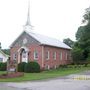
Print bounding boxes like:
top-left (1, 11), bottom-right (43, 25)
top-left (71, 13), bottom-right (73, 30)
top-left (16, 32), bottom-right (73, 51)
top-left (10, 31), bottom-right (40, 47)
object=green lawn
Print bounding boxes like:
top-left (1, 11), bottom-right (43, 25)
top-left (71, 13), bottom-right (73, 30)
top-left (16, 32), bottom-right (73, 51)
top-left (0, 66), bottom-right (90, 82)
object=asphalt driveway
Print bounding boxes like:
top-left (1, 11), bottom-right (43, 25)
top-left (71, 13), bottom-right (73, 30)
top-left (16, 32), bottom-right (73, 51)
top-left (0, 70), bottom-right (90, 90)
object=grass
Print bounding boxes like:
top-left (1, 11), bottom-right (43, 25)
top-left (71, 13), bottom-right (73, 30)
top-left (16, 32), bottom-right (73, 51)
top-left (0, 66), bottom-right (90, 82)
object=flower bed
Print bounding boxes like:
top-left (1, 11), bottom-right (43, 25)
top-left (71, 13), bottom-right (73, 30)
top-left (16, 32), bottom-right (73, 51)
top-left (0, 72), bottom-right (24, 79)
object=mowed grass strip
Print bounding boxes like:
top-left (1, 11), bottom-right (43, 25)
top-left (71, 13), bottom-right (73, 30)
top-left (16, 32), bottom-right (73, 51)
top-left (0, 66), bottom-right (90, 82)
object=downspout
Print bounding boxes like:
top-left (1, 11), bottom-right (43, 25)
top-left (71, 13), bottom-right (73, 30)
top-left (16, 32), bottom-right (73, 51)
top-left (41, 45), bottom-right (44, 68)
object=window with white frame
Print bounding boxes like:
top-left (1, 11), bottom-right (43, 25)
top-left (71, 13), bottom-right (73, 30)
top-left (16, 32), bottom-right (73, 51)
top-left (53, 52), bottom-right (56, 60)
top-left (46, 51), bottom-right (49, 60)
top-left (34, 50), bottom-right (38, 60)
top-left (54, 65), bottom-right (57, 69)
top-left (60, 52), bottom-right (62, 60)
top-left (13, 53), bottom-right (17, 60)
top-left (0, 58), bottom-right (3, 62)
top-left (45, 65), bottom-right (50, 70)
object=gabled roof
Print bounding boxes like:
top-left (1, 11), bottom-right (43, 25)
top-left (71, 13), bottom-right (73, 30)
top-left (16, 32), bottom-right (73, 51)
top-left (25, 30), bottom-right (71, 49)
top-left (10, 30), bottom-right (71, 49)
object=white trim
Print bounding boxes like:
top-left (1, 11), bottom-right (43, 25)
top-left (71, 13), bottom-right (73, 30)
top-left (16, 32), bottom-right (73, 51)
top-left (34, 50), bottom-right (38, 60)
top-left (48, 65), bottom-right (50, 70)
top-left (45, 65), bottom-right (50, 70)
top-left (46, 51), bottom-right (49, 60)
top-left (53, 52), bottom-right (56, 60)
top-left (54, 65), bottom-right (57, 69)
top-left (18, 46), bottom-right (29, 52)
top-left (60, 52), bottom-right (62, 60)
top-left (10, 31), bottom-right (25, 48)
top-left (18, 52), bottom-right (20, 63)
top-left (17, 46), bottom-right (29, 63)
top-left (10, 30), bottom-right (71, 49)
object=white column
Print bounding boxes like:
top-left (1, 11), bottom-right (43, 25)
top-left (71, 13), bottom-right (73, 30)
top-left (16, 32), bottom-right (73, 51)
top-left (26, 51), bottom-right (28, 63)
top-left (18, 52), bottom-right (20, 63)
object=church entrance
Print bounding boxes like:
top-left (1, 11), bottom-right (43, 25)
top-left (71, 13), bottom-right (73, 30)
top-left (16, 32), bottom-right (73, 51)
top-left (18, 47), bottom-right (29, 63)
top-left (21, 48), bottom-right (28, 62)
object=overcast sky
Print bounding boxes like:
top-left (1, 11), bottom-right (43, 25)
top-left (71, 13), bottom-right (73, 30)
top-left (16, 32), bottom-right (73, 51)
top-left (0, 0), bottom-right (90, 49)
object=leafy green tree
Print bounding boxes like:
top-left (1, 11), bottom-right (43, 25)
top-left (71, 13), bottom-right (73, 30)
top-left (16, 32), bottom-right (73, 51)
top-left (72, 46), bottom-right (84, 64)
top-left (76, 26), bottom-right (85, 41)
top-left (73, 7), bottom-right (90, 64)
top-left (0, 42), bottom-right (1, 49)
top-left (86, 53), bottom-right (90, 62)
top-left (2, 49), bottom-right (10, 55)
top-left (63, 38), bottom-right (74, 47)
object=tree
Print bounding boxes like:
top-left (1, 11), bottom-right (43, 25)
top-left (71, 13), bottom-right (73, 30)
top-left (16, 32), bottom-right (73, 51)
top-left (72, 46), bottom-right (84, 64)
top-left (63, 38), bottom-right (74, 47)
top-left (76, 26), bottom-right (85, 41)
top-left (0, 42), bottom-right (1, 49)
top-left (2, 49), bottom-right (10, 55)
top-left (72, 7), bottom-right (90, 64)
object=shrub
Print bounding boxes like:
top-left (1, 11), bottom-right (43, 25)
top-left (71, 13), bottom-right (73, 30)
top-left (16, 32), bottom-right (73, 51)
top-left (68, 65), bottom-right (74, 68)
top-left (59, 64), bottom-right (68, 68)
top-left (24, 62), bottom-right (40, 73)
top-left (18, 62), bottom-right (26, 72)
top-left (72, 48), bottom-right (85, 64)
top-left (0, 62), bottom-right (7, 71)
top-left (86, 53), bottom-right (90, 65)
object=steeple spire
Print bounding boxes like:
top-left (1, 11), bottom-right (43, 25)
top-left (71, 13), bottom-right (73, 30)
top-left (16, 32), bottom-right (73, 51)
top-left (24, 0), bottom-right (33, 31)
top-left (26, 0), bottom-right (31, 26)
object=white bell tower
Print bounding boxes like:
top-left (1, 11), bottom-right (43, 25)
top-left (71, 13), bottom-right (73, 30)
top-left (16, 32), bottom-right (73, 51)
top-left (24, 0), bottom-right (33, 31)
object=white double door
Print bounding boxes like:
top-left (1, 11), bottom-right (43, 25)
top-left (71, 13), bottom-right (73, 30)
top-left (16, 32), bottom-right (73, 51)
top-left (22, 51), bottom-right (28, 63)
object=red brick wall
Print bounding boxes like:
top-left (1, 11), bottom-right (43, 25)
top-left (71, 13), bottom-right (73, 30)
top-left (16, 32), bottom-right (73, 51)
top-left (10, 44), bottom-right (71, 70)
top-left (10, 46), bottom-right (20, 62)
top-left (10, 44), bottom-right (43, 68)
top-left (43, 45), bottom-right (71, 69)
top-left (27, 44), bottom-right (43, 68)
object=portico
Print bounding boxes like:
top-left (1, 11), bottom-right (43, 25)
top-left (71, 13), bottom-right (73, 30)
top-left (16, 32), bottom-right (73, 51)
top-left (18, 46), bottom-right (29, 63)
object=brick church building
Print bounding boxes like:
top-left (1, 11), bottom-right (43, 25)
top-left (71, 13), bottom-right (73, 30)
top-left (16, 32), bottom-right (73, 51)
top-left (10, 4), bottom-right (72, 70)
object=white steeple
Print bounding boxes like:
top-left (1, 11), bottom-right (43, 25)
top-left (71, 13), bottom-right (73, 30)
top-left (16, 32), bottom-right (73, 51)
top-left (24, 0), bottom-right (33, 31)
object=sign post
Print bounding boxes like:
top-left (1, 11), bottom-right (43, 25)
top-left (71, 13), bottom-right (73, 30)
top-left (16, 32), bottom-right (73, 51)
top-left (7, 58), bottom-right (18, 74)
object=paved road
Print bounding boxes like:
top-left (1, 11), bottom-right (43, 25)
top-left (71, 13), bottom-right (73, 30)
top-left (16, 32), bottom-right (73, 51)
top-left (0, 83), bottom-right (29, 90)
top-left (0, 70), bottom-right (90, 90)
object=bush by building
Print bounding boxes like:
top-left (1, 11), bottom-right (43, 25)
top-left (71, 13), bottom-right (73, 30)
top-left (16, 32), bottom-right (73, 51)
top-left (0, 62), bottom-right (7, 71)
top-left (18, 62), bottom-right (26, 72)
top-left (24, 62), bottom-right (40, 73)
